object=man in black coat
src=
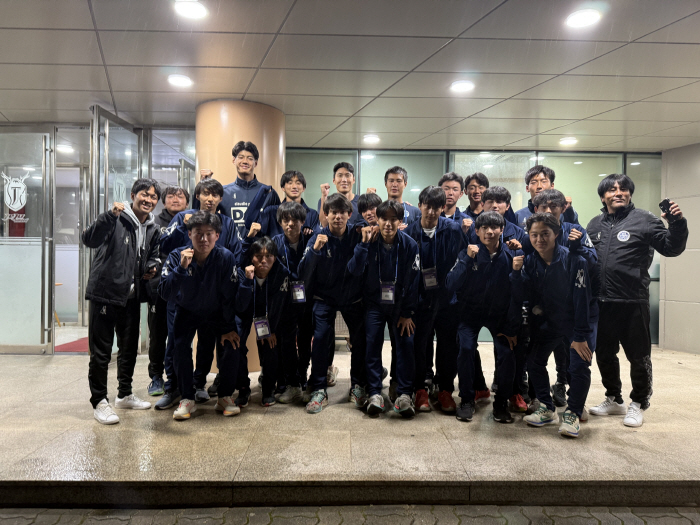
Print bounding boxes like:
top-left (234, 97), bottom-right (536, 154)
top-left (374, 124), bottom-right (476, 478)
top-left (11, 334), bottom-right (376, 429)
top-left (586, 174), bottom-right (688, 428)
top-left (81, 179), bottom-right (162, 425)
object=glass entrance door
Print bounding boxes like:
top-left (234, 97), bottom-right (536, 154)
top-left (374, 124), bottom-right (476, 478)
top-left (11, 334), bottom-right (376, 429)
top-left (0, 129), bottom-right (53, 354)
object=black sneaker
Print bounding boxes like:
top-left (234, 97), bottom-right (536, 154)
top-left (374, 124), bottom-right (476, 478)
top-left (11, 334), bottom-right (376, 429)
top-left (551, 382), bottom-right (567, 407)
top-left (235, 387), bottom-right (251, 408)
top-left (456, 401), bottom-right (475, 422)
top-left (207, 374), bottom-right (220, 397)
top-left (493, 403), bottom-right (513, 424)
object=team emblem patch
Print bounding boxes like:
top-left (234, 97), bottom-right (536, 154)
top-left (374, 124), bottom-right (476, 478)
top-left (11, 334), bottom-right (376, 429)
top-left (412, 254), bottom-right (420, 271)
top-left (617, 231), bottom-right (630, 242)
top-left (575, 269), bottom-right (586, 288)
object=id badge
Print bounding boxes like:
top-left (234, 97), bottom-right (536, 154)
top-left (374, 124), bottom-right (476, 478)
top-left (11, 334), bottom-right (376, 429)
top-left (253, 316), bottom-right (271, 340)
top-left (380, 282), bottom-right (395, 304)
top-left (291, 281), bottom-right (306, 303)
top-left (422, 267), bottom-right (438, 290)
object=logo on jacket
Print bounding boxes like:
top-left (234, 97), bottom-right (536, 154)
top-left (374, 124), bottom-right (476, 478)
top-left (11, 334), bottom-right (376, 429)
top-left (326, 247), bottom-right (332, 258)
top-left (164, 224), bottom-right (176, 236)
top-left (583, 235), bottom-right (594, 248)
top-left (231, 265), bottom-right (238, 282)
top-left (280, 277), bottom-right (289, 292)
top-left (595, 232), bottom-right (601, 241)
top-left (617, 231), bottom-right (630, 242)
top-left (124, 237), bottom-right (129, 244)
top-left (575, 269), bottom-right (586, 288)
top-left (412, 254), bottom-right (420, 271)
top-left (100, 306), bottom-right (107, 315)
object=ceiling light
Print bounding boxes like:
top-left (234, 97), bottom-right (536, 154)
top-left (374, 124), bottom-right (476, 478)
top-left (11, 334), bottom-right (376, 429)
top-left (574, 161), bottom-right (583, 165)
top-left (363, 134), bottom-right (380, 144)
top-left (56, 144), bottom-right (74, 154)
top-left (483, 164), bottom-right (493, 168)
top-left (480, 152), bottom-right (491, 157)
top-left (32, 176), bottom-right (42, 180)
top-left (566, 9), bottom-right (601, 28)
top-left (450, 80), bottom-right (475, 93)
top-left (361, 154), bottom-right (375, 160)
top-left (530, 156), bottom-right (545, 161)
top-left (630, 162), bottom-right (641, 166)
top-left (23, 166), bottom-right (35, 171)
top-left (599, 173), bottom-right (607, 177)
top-left (125, 150), bottom-right (131, 157)
top-left (174, 0), bottom-right (208, 19)
top-left (168, 74), bottom-right (193, 87)
top-left (410, 188), bottom-right (420, 192)
top-left (559, 137), bottom-right (578, 146)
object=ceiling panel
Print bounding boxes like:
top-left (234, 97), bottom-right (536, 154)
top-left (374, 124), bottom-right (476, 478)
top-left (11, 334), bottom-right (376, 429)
top-left (0, 112), bottom-right (8, 122)
top-left (286, 115), bottom-right (347, 132)
top-left (383, 72), bottom-right (554, 99)
top-left (119, 111), bottom-right (196, 127)
top-left (475, 99), bottom-right (625, 120)
top-left (247, 70), bottom-right (404, 97)
top-left (462, 0), bottom-right (700, 41)
top-left (644, 81), bottom-right (700, 102)
top-left (314, 132), bottom-right (433, 149)
top-left (571, 43), bottom-right (700, 77)
top-left (445, 118), bottom-right (575, 134)
top-left (356, 98), bottom-right (500, 118)
top-left (263, 35), bottom-right (449, 71)
top-left (541, 119), bottom-right (692, 136)
top-left (114, 91), bottom-right (243, 113)
top-left (410, 133), bottom-right (535, 148)
top-left (510, 134), bottom-right (628, 149)
top-left (281, 0), bottom-right (503, 37)
top-left (0, 64), bottom-right (109, 91)
top-left (0, 0), bottom-right (93, 29)
top-left (153, 129), bottom-right (195, 149)
top-left (0, 29), bottom-right (101, 65)
top-left (286, 131), bottom-right (329, 147)
top-left (638, 11), bottom-right (700, 44)
top-left (0, 90), bottom-right (112, 111)
top-left (417, 39), bottom-right (620, 75)
top-left (644, 123), bottom-right (700, 137)
top-left (589, 102), bottom-right (700, 122)
top-left (1, 109), bottom-right (93, 122)
top-left (244, 94), bottom-right (374, 116)
top-left (515, 75), bottom-right (694, 102)
top-left (605, 136), bottom-right (700, 151)
top-left (336, 117), bottom-right (463, 134)
top-left (92, 0), bottom-right (293, 32)
top-left (108, 66), bottom-right (255, 93)
top-left (99, 32), bottom-right (273, 68)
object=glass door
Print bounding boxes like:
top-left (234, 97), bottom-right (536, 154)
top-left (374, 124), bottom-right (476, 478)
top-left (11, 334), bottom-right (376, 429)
top-left (0, 128), bottom-right (54, 354)
top-left (179, 158), bottom-right (196, 206)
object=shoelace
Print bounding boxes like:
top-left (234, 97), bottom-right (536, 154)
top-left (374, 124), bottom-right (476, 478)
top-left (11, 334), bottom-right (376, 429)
top-left (563, 412), bottom-right (578, 425)
top-left (310, 392), bottom-right (325, 404)
top-left (97, 403), bottom-right (116, 416)
top-left (628, 406), bottom-right (642, 418)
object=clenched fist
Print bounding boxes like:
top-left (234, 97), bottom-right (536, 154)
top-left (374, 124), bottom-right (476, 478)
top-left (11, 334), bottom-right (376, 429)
top-left (180, 248), bottom-right (194, 269)
top-left (314, 234), bottom-right (328, 251)
top-left (111, 202), bottom-right (125, 217)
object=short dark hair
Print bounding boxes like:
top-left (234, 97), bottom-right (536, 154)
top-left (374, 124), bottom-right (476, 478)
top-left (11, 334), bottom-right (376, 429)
top-left (161, 185), bottom-right (190, 205)
top-left (465, 172), bottom-right (489, 189)
top-left (376, 199), bottom-right (404, 220)
top-left (418, 186), bottom-right (446, 209)
top-left (131, 179), bottom-right (161, 199)
top-left (525, 165), bottom-right (555, 185)
top-left (249, 236), bottom-right (278, 259)
top-left (280, 170), bottom-right (306, 189)
top-left (597, 173), bottom-right (635, 198)
top-left (438, 171), bottom-right (464, 191)
top-left (185, 211), bottom-right (222, 233)
top-left (384, 166), bottom-right (408, 185)
top-left (533, 189), bottom-right (566, 209)
top-left (195, 178), bottom-right (224, 199)
top-left (232, 141), bottom-right (259, 161)
top-left (482, 186), bottom-right (511, 205)
top-left (526, 212), bottom-right (562, 235)
top-left (276, 201), bottom-right (307, 224)
top-left (323, 193), bottom-right (353, 215)
top-left (333, 162), bottom-right (354, 176)
top-left (358, 193), bottom-right (382, 214)
top-left (475, 210), bottom-right (505, 230)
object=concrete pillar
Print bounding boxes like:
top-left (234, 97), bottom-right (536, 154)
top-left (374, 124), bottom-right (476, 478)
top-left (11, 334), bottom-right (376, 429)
top-left (195, 99), bottom-right (286, 373)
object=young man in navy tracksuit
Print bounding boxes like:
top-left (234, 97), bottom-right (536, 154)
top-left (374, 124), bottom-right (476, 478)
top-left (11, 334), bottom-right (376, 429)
top-left (446, 211), bottom-right (523, 423)
top-left (405, 186), bottom-right (464, 413)
top-left (158, 211), bottom-right (245, 421)
top-left (464, 172), bottom-right (488, 221)
top-left (156, 179), bottom-right (242, 410)
top-left (235, 236), bottom-right (291, 407)
top-left (514, 213), bottom-right (599, 438)
top-left (532, 189), bottom-right (597, 408)
top-left (385, 166), bottom-right (421, 226)
top-left (298, 193), bottom-right (368, 414)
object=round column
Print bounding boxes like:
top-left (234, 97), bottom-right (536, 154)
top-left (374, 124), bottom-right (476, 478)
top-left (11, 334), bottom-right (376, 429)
top-left (195, 100), bottom-right (286, 374)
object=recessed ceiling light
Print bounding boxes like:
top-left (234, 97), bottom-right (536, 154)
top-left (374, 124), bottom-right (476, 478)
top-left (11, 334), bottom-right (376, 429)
top-left (56, 144), bottom-right (74, 153)
top-left (363, 134), bottom-right (380, 144)
top-left (23, 166), bottom-right (35, 171)
top-left (599, 173), bottom-right (607, 177)
top-left (574, 161), bottom-right (583, 165)
top-left (480, 152), bottom-right (491, 157)
top-left (559, 137), bottom-right (578, 146)
top-left (566, 9), bottom-right (601, 28)
top-left (630, 162), bottom-right (641, 166)
top-left (450, 80), bottom-right (475, 93)
top-left (361, 154), bottom-right (375, 160)
top-left (174, 0), bottom-right (207, 19)
top-left (168, 74), bottom-right (193, 87)
top-left (530, 156), bottom-right (545, 161)
top-left (483, 164), bottom-right (493, 168)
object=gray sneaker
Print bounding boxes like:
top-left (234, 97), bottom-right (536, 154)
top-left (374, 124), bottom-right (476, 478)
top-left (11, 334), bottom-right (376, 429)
top-left (388, 380), bottom-right (398, 403)
top-left (393, 394), bottom-right (415, 418)
top-left (278, 386), bottom-right (302, 404)
top-left (367, 394), bottom-right (384, 416)
top-left (326, 366), bottom-right (339, 387)
top-left (351, 384), bottom-right (368, 408)
top-left (302, 384), bottom-right (312, 404)
top-left (195, 388), bottom-right (210, 403)
top-left (155, 391), bottom-right (181, 410)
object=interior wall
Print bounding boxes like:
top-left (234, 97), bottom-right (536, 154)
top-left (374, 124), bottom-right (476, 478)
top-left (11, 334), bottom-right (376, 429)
top-left (660, 143), bottom-right (700, 354)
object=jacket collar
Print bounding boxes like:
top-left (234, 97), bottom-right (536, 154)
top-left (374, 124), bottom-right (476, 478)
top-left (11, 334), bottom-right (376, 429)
top-left (528, 199), bottom-right (535, 213)
top-left (158, 209), bottom-right (174, 223)
top-left (602, 202), bottom-right (635, 221)
top-left (533, 243), bottom-right (564, 267)
top-left (235, 175), bottom-right (259, 189)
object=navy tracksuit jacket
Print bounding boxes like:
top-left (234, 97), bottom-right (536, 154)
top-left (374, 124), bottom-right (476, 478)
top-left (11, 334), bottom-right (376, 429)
top-left (244, 186), bottom-right (320, 238)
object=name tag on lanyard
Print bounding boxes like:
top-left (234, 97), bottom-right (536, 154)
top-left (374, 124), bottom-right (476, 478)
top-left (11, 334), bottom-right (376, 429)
top-left (291, 281), bottom-right (306, 303)
top-left (381, 282), bottom-right (395, 304)
top-left (253, 316), bottom-right (271, 339)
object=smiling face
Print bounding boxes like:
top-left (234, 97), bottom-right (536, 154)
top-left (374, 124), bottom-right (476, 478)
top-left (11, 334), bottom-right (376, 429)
top-left (197, 189), bottom-right (222, 212)
top-left (602, 182), bottom-right (632, 213)
top-left (131, 186), bottom-right (159, 219)
top-left (385, 172), bottom-right (406, 200)
top-left (482, 199), bottom-right (510, 216)
top-left (529, 221), bottom-right (557, 259)
top-left (441, 181), bottom-right (463, 210)
top-left (378, 207), bottom-right (400, 242)
top-left (466, 180), bottom-right (486, 206)
top-left (188, 225), bottom-right (219, 258)
top-left (333, 167), bottom-right (354, 195)
top-left (164, 190), bottom-right (188, 215)
top-left (233, 149), bottom-right (257, 178)
top-left (282, 176), bottom-right (304, 201)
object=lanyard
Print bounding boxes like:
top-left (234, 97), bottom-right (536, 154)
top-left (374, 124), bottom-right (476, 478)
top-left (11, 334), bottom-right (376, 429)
top-left (378, 240), bottom-right (399, 284)
top-left (420, 229), bottom-right (438, 271)
top-left (282, 236), bottom-right (303, 274)
top-left (253, 277), bottom-right (268, 317)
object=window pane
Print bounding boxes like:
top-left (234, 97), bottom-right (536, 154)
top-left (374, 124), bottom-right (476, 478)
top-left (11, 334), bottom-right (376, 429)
top-left (626, 154), bottom-right (662, 219)
top-left (359, 150), bottom-right (446, 201)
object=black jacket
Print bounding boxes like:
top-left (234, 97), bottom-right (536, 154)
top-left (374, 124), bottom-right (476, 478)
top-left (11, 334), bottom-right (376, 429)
top-left (155, 208), bottom-right (175, 232)
top-left (586, 203), bottom-right (688, 303)
top-left (82, 209), bottom-right (161, 306)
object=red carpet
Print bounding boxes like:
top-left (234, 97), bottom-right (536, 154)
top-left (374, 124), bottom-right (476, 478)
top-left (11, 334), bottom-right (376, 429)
top-left (55, 337), bottom-right (89, 353)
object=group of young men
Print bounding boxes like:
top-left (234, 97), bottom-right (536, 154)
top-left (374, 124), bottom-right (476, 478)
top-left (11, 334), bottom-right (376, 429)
top-left (83, 140), bottom-right (689, 439)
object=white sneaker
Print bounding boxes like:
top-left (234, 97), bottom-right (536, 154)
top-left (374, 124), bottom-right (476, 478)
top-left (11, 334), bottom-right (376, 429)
top-left (326, 366), bottom-right (339, 387)
top-left (589, 396), bottom-right (627, 416)
top-left (94, 399), bottom-right (119, 425)
top-left (580, 405), bottom-right (589, 422)
top-left (623, 402), bottom-right (644, 427)
top-left (115, 394), bottom-right (151, 410)
top-left (173, 399), bottom-right (197, 420)
top-left (215, 396), bottom-right (240, 417)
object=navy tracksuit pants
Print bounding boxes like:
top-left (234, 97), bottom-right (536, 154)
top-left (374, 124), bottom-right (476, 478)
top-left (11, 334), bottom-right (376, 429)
top-left (365, 307), bottom-right (414, 397)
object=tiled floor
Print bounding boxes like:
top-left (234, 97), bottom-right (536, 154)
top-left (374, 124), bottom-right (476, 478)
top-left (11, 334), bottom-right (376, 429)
top-left (1, 344), bottom-right (699, 486)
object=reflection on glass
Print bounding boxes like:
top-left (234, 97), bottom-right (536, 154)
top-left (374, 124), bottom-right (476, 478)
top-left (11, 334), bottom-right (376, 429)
top-left (360, 151), bottom-right (446, 203)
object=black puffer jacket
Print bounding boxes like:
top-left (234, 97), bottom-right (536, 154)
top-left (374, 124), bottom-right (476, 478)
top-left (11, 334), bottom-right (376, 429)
top-left (82, 209), bottom-right (161, 306)
top-left (586, 203), bottom-right (688, 303)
